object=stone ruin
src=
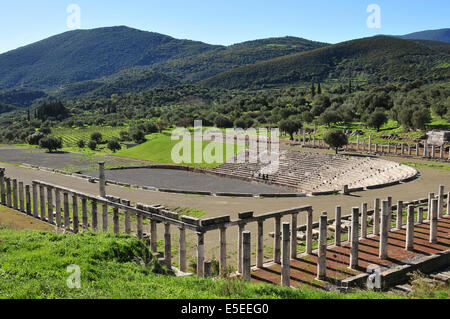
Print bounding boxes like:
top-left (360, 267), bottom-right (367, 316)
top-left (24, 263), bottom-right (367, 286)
top-left (427, 130), bottom-right (450, 146)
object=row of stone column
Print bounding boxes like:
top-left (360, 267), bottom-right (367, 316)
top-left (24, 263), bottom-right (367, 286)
top-left (350, 137), bottom-right (449, 160)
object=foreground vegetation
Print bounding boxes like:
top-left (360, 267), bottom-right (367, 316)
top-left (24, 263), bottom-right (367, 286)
top-left (0, 227), bottom-right (406, 299)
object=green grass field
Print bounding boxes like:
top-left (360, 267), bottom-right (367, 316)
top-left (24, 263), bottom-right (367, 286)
top-left (0, 227), bottom-right (407, 299)
top-left (52, 125), bottom-right (128, 147)
top-left (115, 132), bottom-right (245, 169)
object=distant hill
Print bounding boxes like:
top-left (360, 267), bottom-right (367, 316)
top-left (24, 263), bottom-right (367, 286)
top-left (0, 26), bottom-right (218, 90)
top-left (398, 28), bottom-right (450, 43)
top-left (0, 26), bottom-right (326, 93)
top-left (151, 37), bottom-right (328, 82)
top-left (0, 88), bottom-right (47, 108)
top-left (202, 36), bottom-right (450, 89)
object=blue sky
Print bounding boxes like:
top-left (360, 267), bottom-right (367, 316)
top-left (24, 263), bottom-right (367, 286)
top-left (0, 0), bottom-right (448, 53)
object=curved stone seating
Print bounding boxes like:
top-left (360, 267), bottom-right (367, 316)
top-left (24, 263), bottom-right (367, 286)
top-left (212, 150), bottom-right (418, 194)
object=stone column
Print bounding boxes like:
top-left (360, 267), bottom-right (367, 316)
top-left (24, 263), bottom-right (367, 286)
top-left (302, 130), bottom-right (306, 145)
top-left (136, 214), bottom-right (143, 239)
top-left (122, 200), bottom-right (131, 234)
top-left (427, 193), bottom-right (435, 221)
top-left (237, 223), bottom-right (246, 273)
top-left (291, 213), bottom-right (297, 259)
top-left (18, 181), bottom-right (24, 212)
top-left (379, 200), bottom-right (389, 259)
top-left (55, 189), bottom-right (61, 228)
top-left (317, 213), bottom-right (327, 280)
top-left (349, 208), bottom-right (359, 269)
top-left (368, 136), bottom-right (372, 153)
top-left (281, 222), bottom-right (291, 287)
top-left (447, 192), bottom-right (450, 216)
top-left (102, 203), bottom-right (108, 233)
top-left (219, 226), bottom-right (227, 275)
top-left (91, 199), bottom-right (98, 232)
top-left (387, 143), bottom-right (391, 154)
top-left (387, 196), bottom-right (392, 232)
top-left (98, 162), bottom-right (106, 198)
top-left (356, 135), bottom-right (360, 150)
top-left (197, 232), bottom-right (205, 277)
top-left (274, 216), bottom-right (281, 264)
top-left (424, 142), bottom-right (428, 157)
top-left (25, 185), bottom-right (31, 215)
top-left (81, 197), bottom-right (88, 232)
top-left (63, 193), bottom-right (70, 229)
top-left (32, 182), bottom-right (38, 218)
top-left (416, 143), bottom-right (419, 157)
top-left (39, 184), bottom-right (45, 221)
top-left (72, 195), bottom-right (79, 233)
top-left (6, 178), bottom-right (12, 207)
top-left (179, 226), bottom-right (187, 272)
top-left (306, 208), bottom-right (313, 254)
top-left (429, 198), bottom-right (438, 244)
top-left (406, 205), bottom-right (415, 251)
top-left (408, 144), bottom-right (411, 156)
top-left (418, 207), bottom-right (424, 224)
top-left (12, 179), bottom-right (18, 210)
top-left (401, 144), bottom-right (405, 155)
top-left (431, 145), bottom-right (435, 158)
top-left (164, 223), bottom-right (171, 269)
top-left (242, 231), bottom-right (251, 282)
top-left (439, 145), bottom-right (444, 159)
top-left (361, 203), bottom-right (368, 239)
top-left (113, 206), bottom-right (119, 234)
top-left (257, 221), bottom-right (264, 268)
top-left (374, 198), bottom-right (380, 236)
top-left (47, 186), bottom-right (53, 224)
top-left (150, 219), bottom-right (157, 252)
top-left (335, 206), bottom-right (342, 246)
top-left (438, 185), bottom-right (444, 218)
top-left (0, 168), bottom-right (5, 205)
top-left (396, 200), bottom-right (403, 230)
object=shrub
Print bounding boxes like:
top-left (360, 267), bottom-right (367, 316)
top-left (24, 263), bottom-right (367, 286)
top-left (90, 132), bottom-right (103, 144)
top-left (77, 140), bottom-right (85, 148)
top-left (88, 140), bottom-right (97, 151)
top-left (130, 129), bottom-right (146, 144)
top-left (107, 138), bottom-right (122, 153)
top-left (39, 136), bottom-right (62, 153)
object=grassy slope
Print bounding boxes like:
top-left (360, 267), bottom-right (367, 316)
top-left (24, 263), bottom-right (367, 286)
top-left (115, 132), bottom-right (245, 169)
top-left (0, 228), bottom-right (402, 299)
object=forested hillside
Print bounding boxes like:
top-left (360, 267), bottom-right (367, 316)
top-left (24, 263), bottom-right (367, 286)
top-left (202, 36), bottom-right (450, 89)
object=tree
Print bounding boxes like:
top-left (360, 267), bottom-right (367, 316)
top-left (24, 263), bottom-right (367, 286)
top-left (130, 129), bottom-right (146, 144)
top-left (88, 140), bottom-right (97, 151)
top-left (26, 132), bottom-right (45, 146)
top-left (366, 109), bottom-right (388, 132)
top-left (317, 82), bottom-right (322, 95)
top-left (107, 138), bottom-right (122, 153)
top-left (412, 108), bottom-right (431, 130)
top-left (77, 140), bottom-right (85, 148)
top-left (310, 82), bottom-right (316, 97)
top-left (119, 131), bottom-right (130, 142)
top-left (319, 110), bottom-right (341, 127)
top-left (279, 119), bottom-right (302, 140)
top-left (215, 114), bottom-right (233, 128)
top-left (90, 132), bottom-right (103, 144)
top-left (39, 136), bottom-right (62, 153)
top-left (324, 129), bottom-right (348, 154)
top-left (301, 111), bottom-right (314, 124)
top-left (432, 102), bottom-right (447, 118)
